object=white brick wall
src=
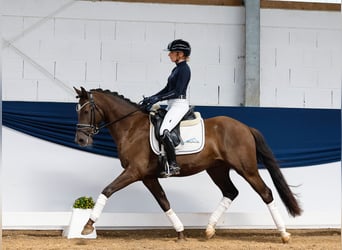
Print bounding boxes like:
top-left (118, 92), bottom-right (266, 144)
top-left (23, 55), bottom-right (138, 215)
top-left (2, 0), bottom-right (246, 105)
top-left (261, 9), bottom-right (341, 108)
top-left (2, 0), bottom-right (341, 108)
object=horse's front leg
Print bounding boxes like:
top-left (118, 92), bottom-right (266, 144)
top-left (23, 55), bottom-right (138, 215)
top-left (142, 178), bottom-right (185, 241)
top-left (81, 169), bottom-right (139, 235)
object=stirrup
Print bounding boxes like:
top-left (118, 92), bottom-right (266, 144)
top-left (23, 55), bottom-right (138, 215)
top-left (160, 163), bottom-right (180, 178)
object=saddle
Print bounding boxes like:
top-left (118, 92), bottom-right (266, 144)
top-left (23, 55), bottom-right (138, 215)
top-left (149, 107), bottom-right (197, 147)
top-left (149, 106), bottom-right (205, 155)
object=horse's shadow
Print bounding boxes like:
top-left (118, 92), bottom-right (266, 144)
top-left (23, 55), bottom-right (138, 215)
top-left (183, 229), bottom-right (281, 244)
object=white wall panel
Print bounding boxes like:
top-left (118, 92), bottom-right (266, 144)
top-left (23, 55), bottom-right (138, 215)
top-left (116, 21), bottom-right (146, 42)
top-left (318, 68), bottom-right (342, 88)
top-left (289, 29), bottom-right (317, 48)
top-left (2, 0), bottom-right (72, 17)
top-left (145, 22), bottom-right (175, 44)
top-left (84, 20), bottom-right (101, 41)
top-left (23, 60), bottom-right (54, 80)
top-left (260, 67), bottom-right (289, 87)
top-left (275, 87), bottom-right (305, 107)
top-left (317, 30), bottom-right (342, 48)
top-left (54, 19), bottom-right (85, 40)
top-left (290, 68), bottom-right (318, 88)
top-left (3, 79), bottom-right (38, 101)
top-left (23, 17), bottom-right (55, 40)
top-left (304, 89), bottom-right (333, 108)
top-left (99, 21), bottom-right (116, 41)
top-left (220, 25), bottom-right (245, 52)
top-left (302, 49), bottom-right (331, 68)
top-left (55, 60), bottom-right (86, 81)
top-left (85, 61), bottom-right (102, 82)
top-left (275, 47), bottom-right (302, 68)
top-left (259, 85), bottom-right (276, 107)
top-left (130, 42), bottom-right (161, 63)
top-left (14, 39), bottom-right (40, 58)
top-left (190, 44), bottom-right (220, 64)
top-left (206, 64), bottom-right (234, 86)
top-left (146, 62), bottom-right (172, 86)
top-left (189, 83), bottom-right (218, 105)
top-left (39, 39), bottom-right (72, 60)
top-left (331, 48), bottom-right (342, 69)
top-left (218, 83), bottom-right (244, 106)
top-left (261, 9), bottom-right (341, 29)
top-left (260, 47), bottom-right (275, 67)
top-left (36, 79), bottom-right (74, 101)
top-left (332, 89), bottom-right (341, 107)
top-left (260, 8), bottom-right (341, 109)
top-left (116, 62), bottom-right (146, 82)
top-left (1, 16), bottom-right (24, 40)
top-left (2, 59), bottom-right (24, 80)
top-left (69, 40), bottom-right (101, 61)
top-left (261, 28), bottom-right (290, 47)
top-left (101, 40), bottom-right (130, 62)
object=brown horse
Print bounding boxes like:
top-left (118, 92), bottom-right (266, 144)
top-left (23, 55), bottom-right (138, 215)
top-left (74, 87), bottom-right (302, 243)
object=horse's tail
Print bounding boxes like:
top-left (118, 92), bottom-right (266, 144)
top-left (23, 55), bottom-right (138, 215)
top-left (249, 127), bottom-right (302, 217)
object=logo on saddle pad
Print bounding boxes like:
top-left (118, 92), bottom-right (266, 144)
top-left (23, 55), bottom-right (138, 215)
top-left (149, 109), bottom-right (205, 155)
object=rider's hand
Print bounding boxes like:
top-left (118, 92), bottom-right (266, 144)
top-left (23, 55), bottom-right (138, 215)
top-left (149, 95), bottom-right (160, 105)
top-left (142, 96), bottom-right (150, 105)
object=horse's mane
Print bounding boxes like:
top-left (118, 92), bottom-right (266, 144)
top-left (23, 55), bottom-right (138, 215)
top-left (90, 88), bottom-right (140, 108)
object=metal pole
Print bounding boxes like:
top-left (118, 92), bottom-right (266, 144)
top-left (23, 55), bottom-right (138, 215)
top-left (244, 0), bottom-right (260, 106)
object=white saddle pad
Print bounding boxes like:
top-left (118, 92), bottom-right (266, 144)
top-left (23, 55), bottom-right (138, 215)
top-left (150, 112), bottom-right (205, 155)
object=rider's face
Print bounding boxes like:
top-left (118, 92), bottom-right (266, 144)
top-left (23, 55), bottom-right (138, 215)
top-left (168, 51), bottom-right (184, 63)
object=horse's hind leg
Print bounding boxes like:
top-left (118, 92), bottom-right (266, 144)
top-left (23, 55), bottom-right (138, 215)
top-left (238, 167), bottom-right (291, 243)
top-left (205, 166), bottom-right (238, 239)
top-left (142, 178), bottom-right (185, 241)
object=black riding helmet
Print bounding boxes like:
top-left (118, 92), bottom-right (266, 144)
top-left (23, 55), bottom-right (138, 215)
top-left (166, 39), bottom-right (191, 57)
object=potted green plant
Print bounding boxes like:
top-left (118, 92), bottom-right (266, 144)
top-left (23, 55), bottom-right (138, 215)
top-left (73, 196), bottom-right (95, 209)
top-left (63, 196), bottom-right (97, 239)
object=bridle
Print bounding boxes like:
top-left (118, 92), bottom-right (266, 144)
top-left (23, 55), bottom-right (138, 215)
top-left (76, 92), bottom-right (141, 138)
top-left (76, 92), bottom-right (101, 137)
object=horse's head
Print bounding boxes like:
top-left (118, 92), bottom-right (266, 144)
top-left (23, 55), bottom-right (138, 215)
top-left (74, 87), bottom-right (104, 147)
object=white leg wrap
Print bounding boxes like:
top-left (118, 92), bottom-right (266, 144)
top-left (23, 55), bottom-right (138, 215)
top-left (90, 194), bottom-right (108, 222)
top-left (208, 197), bottom-right (232, 228)
top-left (165, 208), bottom-right (184, 232)
top-left (267, 200), bottom-right (286, 233)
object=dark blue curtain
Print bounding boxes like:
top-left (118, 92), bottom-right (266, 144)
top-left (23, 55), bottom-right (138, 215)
top-left (3, 101), bottom-right (341, 168)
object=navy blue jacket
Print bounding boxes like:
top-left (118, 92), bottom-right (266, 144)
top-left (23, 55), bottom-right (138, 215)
top-left (153, 61), bottom-right (191, 101)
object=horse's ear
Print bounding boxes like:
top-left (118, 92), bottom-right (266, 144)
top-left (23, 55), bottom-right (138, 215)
top-left (73, 87), bottom-right (82, 98)
top-left (73, 86), bottom-right (88, 99)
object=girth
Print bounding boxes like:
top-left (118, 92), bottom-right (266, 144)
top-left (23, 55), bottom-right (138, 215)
top-left (149, 107), bottom-right (196, 147)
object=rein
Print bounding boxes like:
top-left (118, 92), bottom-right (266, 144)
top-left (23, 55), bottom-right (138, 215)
top-left (76, 92), bottom-right (141, 136)
top-left (98, 109), bottom-right (140, 130)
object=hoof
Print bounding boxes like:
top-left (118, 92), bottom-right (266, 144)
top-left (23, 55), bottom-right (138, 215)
top-left (176, 237), bottom-right (187, 243)
top-left (81, 224), bottom-right (94, 235)
top-left (205, 225), bottom-right (216, 239)
top-left (176, 231), bottom-right (186, 242)
top-left (281, 232), bottom-right (291, 243)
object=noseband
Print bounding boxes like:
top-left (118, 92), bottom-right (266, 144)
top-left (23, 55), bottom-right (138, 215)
top-left (76, 93), bottom-right (101, 138)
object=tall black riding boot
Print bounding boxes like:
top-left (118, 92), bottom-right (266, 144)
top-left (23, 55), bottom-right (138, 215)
top-left (160, 130), bottom-right (180, 177)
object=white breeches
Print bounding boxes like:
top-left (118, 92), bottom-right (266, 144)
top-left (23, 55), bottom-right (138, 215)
top-left (159, 99), bottom-right (189, 136)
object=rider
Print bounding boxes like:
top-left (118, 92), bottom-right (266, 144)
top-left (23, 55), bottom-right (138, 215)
top-left (142, 39), bottom-right (191, 177)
